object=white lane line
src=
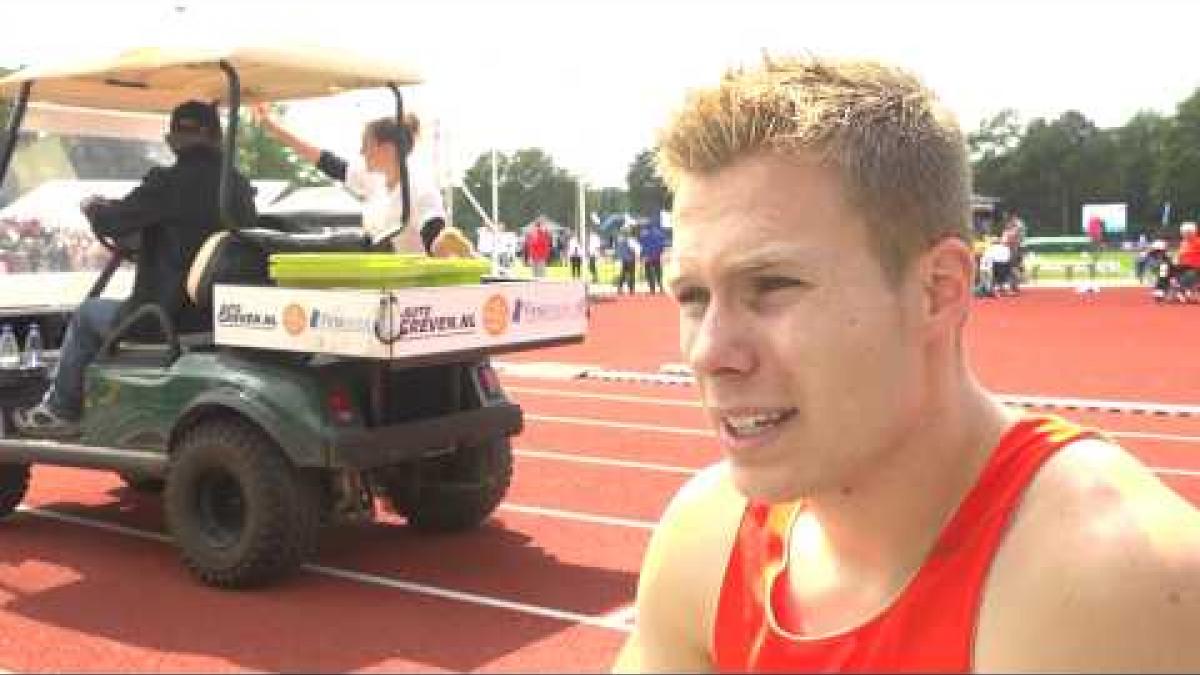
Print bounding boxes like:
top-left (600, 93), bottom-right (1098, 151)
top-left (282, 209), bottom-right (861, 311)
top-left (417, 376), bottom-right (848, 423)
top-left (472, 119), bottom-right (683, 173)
top-left (506, 372), bottom-right (1200, 417)
top-left (527, 412), bottom-right (1200, 445)
top-left (600, 604), bottom-right (638, 627)
top-left (515, 448), bottom-right (699, 476)
top-left (307, 565), bottom-right (633, 632)
top-left (525, 414), bottom-right (709, 437)
top-left (507, 385), bottom-right (700, 408)
top-left (17, 506), bottom-right (632, 634)
top-left (1153, 467), bottom-right (1200, 478)
top-left (516, 444), bottom-right (1200, 484)
top-left (499, 503), bottom-right (656, 531)
top-left (1107, 430), bottom-right (1200, 444)
top-left (19, 506), bottom-right (169, 543)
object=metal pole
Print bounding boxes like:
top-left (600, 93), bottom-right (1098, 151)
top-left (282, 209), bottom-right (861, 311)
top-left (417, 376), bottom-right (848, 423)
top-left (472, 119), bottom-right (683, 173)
top-left (577, 177), bottom-right (586, 248)
top-left (0, 82), bottom-right (33, 188)
top-left (490, 148), bottom-right (498, 225)
top-left (386, 82), bottom-right (412, 234)
top-left (218, 61), bottom-right (241, 229)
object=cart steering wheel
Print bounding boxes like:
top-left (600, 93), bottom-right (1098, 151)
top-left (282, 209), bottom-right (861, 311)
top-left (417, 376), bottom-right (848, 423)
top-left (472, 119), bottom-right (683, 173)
top-left (88, 206), bottom-right (140, 259)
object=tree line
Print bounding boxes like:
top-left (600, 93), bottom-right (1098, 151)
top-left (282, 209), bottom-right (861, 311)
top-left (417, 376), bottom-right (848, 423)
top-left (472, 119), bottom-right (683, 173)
top-left (5, 78), bottom-right (1200, 242)
top-left (970, 88), bottom-right (1200, 238)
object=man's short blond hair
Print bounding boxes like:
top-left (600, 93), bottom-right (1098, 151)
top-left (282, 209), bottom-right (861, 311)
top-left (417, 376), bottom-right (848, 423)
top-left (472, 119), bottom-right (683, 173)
top-left (657, 55), bottom-right (972, 282)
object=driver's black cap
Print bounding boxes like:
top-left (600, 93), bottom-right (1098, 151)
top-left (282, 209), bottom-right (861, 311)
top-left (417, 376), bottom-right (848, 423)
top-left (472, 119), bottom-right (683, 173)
top-left (169, 100), bottom-right (220, 134)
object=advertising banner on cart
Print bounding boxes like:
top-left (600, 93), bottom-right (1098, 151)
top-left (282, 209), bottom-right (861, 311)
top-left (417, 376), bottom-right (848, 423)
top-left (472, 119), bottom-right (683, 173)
top-left (213, 281), bottom-right (587, 360)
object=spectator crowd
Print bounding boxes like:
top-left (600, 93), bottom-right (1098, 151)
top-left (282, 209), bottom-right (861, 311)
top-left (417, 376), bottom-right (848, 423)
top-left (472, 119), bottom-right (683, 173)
top-left (0, 218), bottom-right (110, 274)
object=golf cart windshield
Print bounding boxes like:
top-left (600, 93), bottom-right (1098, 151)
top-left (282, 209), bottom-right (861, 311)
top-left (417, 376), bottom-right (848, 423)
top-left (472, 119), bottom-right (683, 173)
top-left (0, 104), bottom-right (172, 308)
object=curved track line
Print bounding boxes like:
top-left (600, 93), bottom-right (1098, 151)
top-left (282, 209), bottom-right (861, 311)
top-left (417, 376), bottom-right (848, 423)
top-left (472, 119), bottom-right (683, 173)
top-left (16, 506), bottom-right (632, 633)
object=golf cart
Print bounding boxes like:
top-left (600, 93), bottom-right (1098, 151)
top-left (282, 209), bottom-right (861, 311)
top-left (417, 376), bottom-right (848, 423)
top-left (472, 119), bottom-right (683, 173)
top-left (0, 45), bottom-right (587, 588)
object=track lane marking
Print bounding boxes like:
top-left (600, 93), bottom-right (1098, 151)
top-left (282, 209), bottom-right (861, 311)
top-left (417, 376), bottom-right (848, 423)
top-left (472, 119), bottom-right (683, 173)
top-left (526, 414), bottom-right (708, 436)
top-left (14, 506), bottom-right (633, 634)
top-left (506, 380), bottom-right (1200, 418)
top-left (526, 412), bottom-right (1200, 444)
top-left (515, 448), bottom-right (698, 475)
top-left (516, 445), bottom-right (1200, 481)
top-left (500, 503), bottom-right (656, 530)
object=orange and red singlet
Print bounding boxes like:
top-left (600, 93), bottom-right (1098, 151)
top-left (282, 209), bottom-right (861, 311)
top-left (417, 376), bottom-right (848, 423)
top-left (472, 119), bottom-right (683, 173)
top-left (713, 415), bottom-right (1094, 672)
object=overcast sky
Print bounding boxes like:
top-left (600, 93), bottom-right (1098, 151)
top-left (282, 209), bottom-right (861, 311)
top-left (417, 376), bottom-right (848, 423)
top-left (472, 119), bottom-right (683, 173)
top-left (4, 0), bottom-right (1199, 187)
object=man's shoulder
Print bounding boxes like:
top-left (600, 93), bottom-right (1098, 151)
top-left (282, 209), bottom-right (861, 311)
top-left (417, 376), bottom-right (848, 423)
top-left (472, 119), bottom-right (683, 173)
top-left (618, 462), bottom-right (745, 672)
top-left (1017, 437), bottom-right (1200, 553)
top-left (647, 462), bottom-right (747, 583)
top-left (978, 437), bottom-right (1200, 669)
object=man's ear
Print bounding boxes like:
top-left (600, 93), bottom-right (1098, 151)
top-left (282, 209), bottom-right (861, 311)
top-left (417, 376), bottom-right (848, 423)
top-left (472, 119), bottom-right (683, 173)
top-left (920, 236), bottom-right (975, 330)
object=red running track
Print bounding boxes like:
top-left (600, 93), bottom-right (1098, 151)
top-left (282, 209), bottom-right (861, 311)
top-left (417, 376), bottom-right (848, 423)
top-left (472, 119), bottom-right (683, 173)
top-left (0, 286), bottom-right (1196, 672)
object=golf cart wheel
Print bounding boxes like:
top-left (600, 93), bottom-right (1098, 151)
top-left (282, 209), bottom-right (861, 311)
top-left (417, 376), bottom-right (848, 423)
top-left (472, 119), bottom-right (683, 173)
top-left (119, 471), bottom-right (165, 494)
top-left (384, 438), bottom-right (513, 533)
top-left (0, 463), bottom-right (31, 519)
top-left (165, 418), bottom-right (320, 589)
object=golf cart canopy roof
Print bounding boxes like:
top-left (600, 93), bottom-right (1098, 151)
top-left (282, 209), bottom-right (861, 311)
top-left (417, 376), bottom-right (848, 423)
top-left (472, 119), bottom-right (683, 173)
top-left (0, 44), bottom-right (423, 112)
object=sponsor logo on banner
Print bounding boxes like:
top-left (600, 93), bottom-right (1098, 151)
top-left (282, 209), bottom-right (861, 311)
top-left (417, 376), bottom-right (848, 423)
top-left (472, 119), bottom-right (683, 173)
top-left (510, 297), bottom-right (588, 325)
top-left (282, 304), bottom-right (308, 336)
top-left (482, 294), bottom-right (510, 336)
top-left (217, 303), bottom-right (278, 330)
top-left (374, 298), bottom-right (478, 343)
top-left (308, 307), bottom-right (375, 334)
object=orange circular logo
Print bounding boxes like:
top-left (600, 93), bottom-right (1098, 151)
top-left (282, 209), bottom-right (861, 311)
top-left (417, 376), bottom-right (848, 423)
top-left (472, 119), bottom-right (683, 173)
top-left (482, 294), bottom-right (509, 336)
top-left (282, 303), bottom-right (307, 336)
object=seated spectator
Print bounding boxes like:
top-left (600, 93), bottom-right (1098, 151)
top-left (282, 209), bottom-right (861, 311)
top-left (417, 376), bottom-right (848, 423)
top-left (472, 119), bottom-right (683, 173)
top-left (1176, 222), bottom-right (1200, 303)
top-left (1148, 239), bottom-right (1176, 303)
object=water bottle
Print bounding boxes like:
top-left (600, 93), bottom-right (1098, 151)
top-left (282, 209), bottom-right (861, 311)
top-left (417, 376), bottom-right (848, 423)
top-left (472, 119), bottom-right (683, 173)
top-left (0, 324), bottom-right (19, 369)
top-left (22, 324), bottom-right (42, 368)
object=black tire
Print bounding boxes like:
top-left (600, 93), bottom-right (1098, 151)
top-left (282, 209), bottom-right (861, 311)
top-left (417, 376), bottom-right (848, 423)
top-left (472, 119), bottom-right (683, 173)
top-left (0, 463), bottom-right (30, 519)
top-left (118, 471), bottom-right (165, 494)
top-left (164, 418), bottom-right (320, 589)
top-left (384, 439), bottom-right (513, 533)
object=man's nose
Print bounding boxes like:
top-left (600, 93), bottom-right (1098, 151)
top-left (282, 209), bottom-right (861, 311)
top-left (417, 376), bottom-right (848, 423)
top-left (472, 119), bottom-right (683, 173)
top-left (686, 300), bottom-right (756, 378)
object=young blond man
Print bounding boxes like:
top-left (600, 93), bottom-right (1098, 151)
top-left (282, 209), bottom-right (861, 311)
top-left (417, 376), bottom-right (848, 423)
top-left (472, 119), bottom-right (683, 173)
top-left (614, 56), bottom-right (1200, 672)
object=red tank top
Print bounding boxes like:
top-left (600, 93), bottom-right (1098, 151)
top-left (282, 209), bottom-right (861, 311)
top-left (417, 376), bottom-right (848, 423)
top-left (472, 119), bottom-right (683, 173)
top-left (713, 414), bottom-right (1094, 672)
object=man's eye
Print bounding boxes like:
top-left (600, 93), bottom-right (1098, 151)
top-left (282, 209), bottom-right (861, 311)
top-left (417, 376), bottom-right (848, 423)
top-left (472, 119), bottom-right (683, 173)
top-left (674, 286), bottom-right (709, 307)
top-left (753, 276), bottom-right (805, 293)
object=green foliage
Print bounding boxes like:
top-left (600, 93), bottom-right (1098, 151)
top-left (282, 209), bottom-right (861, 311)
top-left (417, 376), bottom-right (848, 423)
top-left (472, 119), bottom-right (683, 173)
top-left (626, 148), bottom-right (671, 216)
top-left (971, 87), bottom-right (1200, 238)
top-left (589, 186), bottom-right (630, 216)
top-left (453, 148), bottom-right (579, 240)
top-left (235, 104), bottom-right (329, 186)
top-left (1156, 90), bottom-right (1200, 231)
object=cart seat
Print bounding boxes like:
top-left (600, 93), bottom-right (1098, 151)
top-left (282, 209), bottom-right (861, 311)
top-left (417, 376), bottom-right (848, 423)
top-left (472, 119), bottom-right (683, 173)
top-left (186, 228), bottom-right (371, 311)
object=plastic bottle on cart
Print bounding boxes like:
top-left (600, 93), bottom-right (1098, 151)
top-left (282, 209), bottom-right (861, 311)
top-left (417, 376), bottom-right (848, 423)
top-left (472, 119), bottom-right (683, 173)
top-left (0, 324), bottom-right (19, 369)
top-left (22, 324), bottom-right (42, 368)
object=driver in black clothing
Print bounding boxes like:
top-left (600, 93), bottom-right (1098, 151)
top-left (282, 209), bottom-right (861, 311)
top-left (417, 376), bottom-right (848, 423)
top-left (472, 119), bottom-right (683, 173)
top-left (15, 100), bottom-right (257, 438)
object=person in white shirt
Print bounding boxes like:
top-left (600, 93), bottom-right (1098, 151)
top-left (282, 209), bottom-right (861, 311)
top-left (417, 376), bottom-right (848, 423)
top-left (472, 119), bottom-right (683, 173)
top-left (567, 234), bottom-right (584, 279)
top-left (587, 230), bottom-right (604, 281)
top-left (251, 104), bottom-right (448, 255)
top-left (981, 237), bottom-right (1014, 296)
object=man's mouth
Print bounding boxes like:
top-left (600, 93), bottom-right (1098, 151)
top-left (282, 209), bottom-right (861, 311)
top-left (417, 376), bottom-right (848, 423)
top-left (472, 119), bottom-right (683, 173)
top-left (721, 409), bottom-right (797, 439)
